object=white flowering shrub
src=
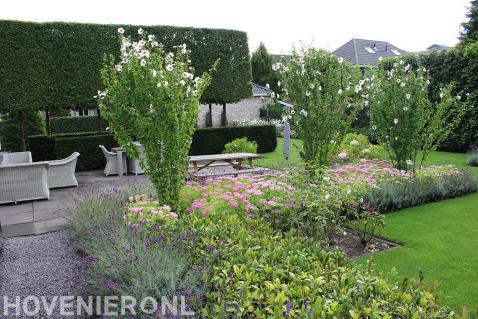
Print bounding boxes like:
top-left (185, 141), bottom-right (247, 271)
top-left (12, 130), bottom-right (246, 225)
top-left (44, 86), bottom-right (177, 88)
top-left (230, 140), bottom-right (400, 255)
top-left (367, 59), bottom-right (466, 171)
top-left (98, 28), bottom-right (213, 209)
top-left (274, 46), bottom-right (362, 169)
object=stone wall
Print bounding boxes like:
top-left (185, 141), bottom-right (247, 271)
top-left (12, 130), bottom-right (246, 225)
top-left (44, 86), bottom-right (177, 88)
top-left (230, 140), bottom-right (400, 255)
top-left (197, 97), bottom-right (266, 127)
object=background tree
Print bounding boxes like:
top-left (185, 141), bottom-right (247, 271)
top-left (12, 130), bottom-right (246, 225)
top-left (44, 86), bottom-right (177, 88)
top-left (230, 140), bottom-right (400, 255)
top-left (460, 0), bottom-right (478, 44)
top-left (0, 111), bottom-right (45, 151)
top-left (251, 42), bottom-right (280, 92)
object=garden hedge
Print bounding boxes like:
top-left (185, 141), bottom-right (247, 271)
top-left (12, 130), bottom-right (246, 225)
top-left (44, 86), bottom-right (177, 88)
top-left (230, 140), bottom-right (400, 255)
top-left (189, 125), bottom-right (277, 155)
top-left (29, 125), bottom-right (277, 171)
top-left (0, 20), bottom-right (252, 113)
top-left (50, 116), bottom-right (107, 134)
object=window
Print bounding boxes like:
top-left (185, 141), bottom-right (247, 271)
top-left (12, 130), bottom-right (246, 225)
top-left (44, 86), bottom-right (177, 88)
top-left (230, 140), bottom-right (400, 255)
top-left (365, 47), bottom-right (376, 54)
top-left (391, 49), bottom-right (401, 56)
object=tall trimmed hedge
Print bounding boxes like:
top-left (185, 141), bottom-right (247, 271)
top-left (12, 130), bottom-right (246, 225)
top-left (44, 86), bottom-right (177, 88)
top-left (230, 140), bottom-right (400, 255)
top-left (0, 20), bottom-right (252, 113)
top-left (29, 125), bottom-right (277, 171)
top-left (50, 116), bottom-right (107, 134)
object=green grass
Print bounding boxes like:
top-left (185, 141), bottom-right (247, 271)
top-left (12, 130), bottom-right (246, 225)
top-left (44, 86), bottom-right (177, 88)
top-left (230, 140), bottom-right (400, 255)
top-left (357, 193), bottom-right (478, 312)
top-left (257, 137), bottom-right (478, 174)
top-left (258, 137), bottom-right (478, 311)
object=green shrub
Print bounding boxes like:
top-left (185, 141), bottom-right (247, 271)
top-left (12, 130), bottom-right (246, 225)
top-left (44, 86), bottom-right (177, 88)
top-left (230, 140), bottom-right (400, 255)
top-left (50, 116), bottom-right (107, 134)
top-left (70, 187), bottom-right (207, 317)
top-left (0, 111), bottom-right (45, 151)
top-left (0, 20), bottom-right (251, 113)
top-left (74, 183), bottom-right (454, 318)
top-left (259, 99), bottom-right (284, 120)
top-left (468, 146), bottom-right (478, 166)
top-left (364, 166), bottom-right (477, 212)
top-left (223, 137), bottom-right (258, 154)
top-left (189, 125), bottom-right (277, 154)
top-left (336, 133), bottom-right (384, 163)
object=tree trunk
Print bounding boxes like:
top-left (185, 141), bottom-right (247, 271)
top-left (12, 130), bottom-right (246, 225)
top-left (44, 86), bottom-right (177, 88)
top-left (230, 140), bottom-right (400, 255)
top-left (221, 103), bottom-right (228, 127)
top-left (208, 103), bottom-right (213, 127)
top-left (97, 108), bottom-right (102, 133)
top-left (45, 109), bottom-right (51, 136)
top-left (19, 111), bottom-right (26, 151)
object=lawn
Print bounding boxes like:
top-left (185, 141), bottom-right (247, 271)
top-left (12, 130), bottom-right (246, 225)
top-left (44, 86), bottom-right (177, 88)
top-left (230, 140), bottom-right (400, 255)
top-left (357, 193), bottom-right (478, 312)
top-left (257, 137), bottom-right (478, 174)
top-left (258, 137), bottom-right (478, 312)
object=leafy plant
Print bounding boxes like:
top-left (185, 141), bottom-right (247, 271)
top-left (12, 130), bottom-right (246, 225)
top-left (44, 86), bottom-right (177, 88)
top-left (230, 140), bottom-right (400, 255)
top-left (223, 137), bottom-right (258, 154)
top-left (0, 111), bottom-right (45, 151)
top-left (350, 206), bottom-right (385, 246)
top-left (468, 146), bottom-right (478, 166)
top-left (98, 28), bottom-right (213, 210)
top-left (276, 46), bottom-right (362, 172)
top-left (367, 60), bottom-right (466, 171)
top-left (337, 133), bottom-right (384, 163)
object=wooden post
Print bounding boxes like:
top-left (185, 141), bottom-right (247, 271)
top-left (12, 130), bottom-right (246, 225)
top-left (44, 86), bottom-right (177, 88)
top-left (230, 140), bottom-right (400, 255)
top-left (97, 108), bottom-right (102, 133)
top-left (45, 109), bottom-right (51, 136)
top-left (18, 111), bottom-right (26, 151)
top-left (221, 103), bottom-right (228, 127)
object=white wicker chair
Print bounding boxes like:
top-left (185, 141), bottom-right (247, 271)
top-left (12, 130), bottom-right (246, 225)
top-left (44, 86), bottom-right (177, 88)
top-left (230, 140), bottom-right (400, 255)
top-left (128, 144), bottom-right (146, 175)
top-left (2, 151), bottom-right (32, 164)
top-left (99, 145), bottom-right (127, 176)
top-left (0, 161), bottom-right (50, 204)
top-left (48, 152), bottom-right (80, 189)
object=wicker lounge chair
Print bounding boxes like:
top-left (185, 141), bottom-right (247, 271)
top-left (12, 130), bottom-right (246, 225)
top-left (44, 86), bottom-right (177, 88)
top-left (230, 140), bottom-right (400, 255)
top-left (48, 152), bottom-right (80, 188)
top-left (0, 161), bottom-right (50, 204)
top-left (1, 151), bottom-right (32, 165)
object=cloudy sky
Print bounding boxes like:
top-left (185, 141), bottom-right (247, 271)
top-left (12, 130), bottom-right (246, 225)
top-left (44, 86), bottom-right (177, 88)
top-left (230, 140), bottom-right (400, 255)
top-left (1, 0), bottom-right (472, 54)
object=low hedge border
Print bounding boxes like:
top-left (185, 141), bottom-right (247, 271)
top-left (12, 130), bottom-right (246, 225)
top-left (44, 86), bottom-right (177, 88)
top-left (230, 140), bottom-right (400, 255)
top-left (29, 125), bottom-right (277, 171)
top-left (50, 116), bottom-right (107, 134)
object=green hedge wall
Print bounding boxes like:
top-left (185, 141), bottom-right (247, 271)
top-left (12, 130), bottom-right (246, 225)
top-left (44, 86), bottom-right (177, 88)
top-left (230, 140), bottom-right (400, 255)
top-left (28, 125), bottom-right (277, 171)
top-left (190, 125), bottom-right (277, 155)
top-left (50, 116), bottom-right (107, 134)
top-left (0, 20), bottom-right (252, 113)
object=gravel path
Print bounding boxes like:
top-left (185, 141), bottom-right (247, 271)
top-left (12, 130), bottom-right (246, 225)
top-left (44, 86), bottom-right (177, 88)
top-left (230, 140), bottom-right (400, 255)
top-left (0, 230), bottom-right (84, 318)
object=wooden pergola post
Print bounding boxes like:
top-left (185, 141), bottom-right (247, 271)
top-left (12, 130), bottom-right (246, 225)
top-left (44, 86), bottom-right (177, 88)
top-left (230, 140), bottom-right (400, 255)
top-left (221, 103), bottom-right (228, 127)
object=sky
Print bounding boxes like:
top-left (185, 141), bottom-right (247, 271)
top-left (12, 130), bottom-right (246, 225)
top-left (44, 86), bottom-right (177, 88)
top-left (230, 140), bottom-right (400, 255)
top-left (0, 0), bottom-right (472, 54)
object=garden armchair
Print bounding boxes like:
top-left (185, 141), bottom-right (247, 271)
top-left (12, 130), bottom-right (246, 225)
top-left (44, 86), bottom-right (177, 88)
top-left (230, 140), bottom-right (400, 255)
top-left (48, 152), bottom-right (80, 188)
top-left (0, 161), bottom-right (50, 204)
top-left (99, 145), bottom-right (127, 176)
top-left (1, 151), bottom-right (32, 165)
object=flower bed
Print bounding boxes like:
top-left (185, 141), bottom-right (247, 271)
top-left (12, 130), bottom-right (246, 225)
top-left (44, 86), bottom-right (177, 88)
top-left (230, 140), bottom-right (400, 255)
top-left (71, 160), bottom-right (476, 317)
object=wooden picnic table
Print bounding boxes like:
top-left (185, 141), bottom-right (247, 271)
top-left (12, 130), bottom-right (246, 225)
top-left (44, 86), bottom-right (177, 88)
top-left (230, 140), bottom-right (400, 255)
top-left (188, 153), bottom-right (261, 174)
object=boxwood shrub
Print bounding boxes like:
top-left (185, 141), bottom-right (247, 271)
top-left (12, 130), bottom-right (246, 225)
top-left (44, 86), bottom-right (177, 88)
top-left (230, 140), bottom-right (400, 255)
top-left (50, 116), bottom-right (107, 134)
top-left (29, 125), bottom-right (277, 171)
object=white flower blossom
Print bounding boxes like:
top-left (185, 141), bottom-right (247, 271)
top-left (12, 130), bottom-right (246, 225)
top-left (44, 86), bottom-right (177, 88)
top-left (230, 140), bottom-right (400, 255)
top-left (115, 64), bottom-right (122, 72)
top-left (265, 83), bottom-right (270, 89)
top-left (400, 82), bottom-right (405, 88)
top-left (166, 64), bottom-right (173, 72)
top-left (406, 159), bottom-right (413, 166)
top-left (337, 57), bottom-right (344, 64)
top-left (140, 59), bottom-right (146, 66)
top-left (394, 118), bottom-right (398, 124)
top-left (277, 81), bottom-right (281, 87)
top-left (350, 140), bottom-right (360, 146)
top-left (152, 69), bottom-right (157, 77)
top-left (305, 91), bottom-right (311, 97)
top-left (406, 93), bottom-right (411, 99)
top-left (456, 95), bottom-right (462, 101)
top-left (117, 28), bottom-right (125, 34)
top-left (403, 106), bottom-right (408, 111)
top-left (338, 89), bottom-right (343, 95)
top-left (290, 109), bottom-right (295, 115)
top-left (440, 92), bottom-right (444, 98)
top-left (138, 28), bottom-right (144, 35)
top-left (309, 83), bottom-right (315, 90)
top-left (300, 109), bottom-right (308, 117)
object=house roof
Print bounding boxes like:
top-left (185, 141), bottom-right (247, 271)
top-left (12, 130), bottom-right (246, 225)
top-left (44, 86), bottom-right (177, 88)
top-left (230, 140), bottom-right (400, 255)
top-left (272, 54), bottom-right (291, 63)
top-left (333, 38), bottom-right (407, 67)
top-left (427, 44), bottom-right (450, 52)
top-left (252, 83), bottom-right (270, 97)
